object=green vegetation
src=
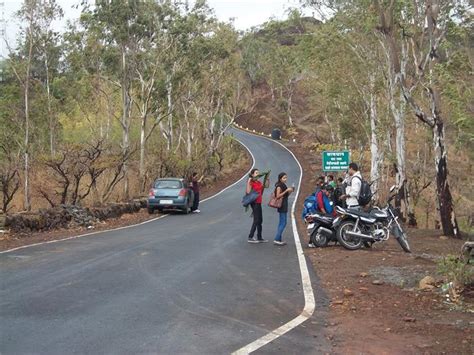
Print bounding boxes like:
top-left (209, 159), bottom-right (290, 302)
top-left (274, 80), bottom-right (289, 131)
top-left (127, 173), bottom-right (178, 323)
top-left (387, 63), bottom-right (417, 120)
top-left (1, 0), bottom-right (472, 238)
top-left (238, 1), bottom-right (472, 237)
top-left (438, 255), bottom-right (473, 288)
top-left (1, 0), bottom-right (250, 211)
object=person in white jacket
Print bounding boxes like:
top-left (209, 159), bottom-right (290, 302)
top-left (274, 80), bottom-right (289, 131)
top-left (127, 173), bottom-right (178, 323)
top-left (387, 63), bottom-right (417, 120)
top-left (341, 162), bottom-right (362, 210)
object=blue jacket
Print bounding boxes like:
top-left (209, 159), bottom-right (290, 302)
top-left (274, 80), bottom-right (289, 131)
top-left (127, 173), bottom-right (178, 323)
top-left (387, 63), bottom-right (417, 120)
top-left (323, 194), bottom-right (334, 215)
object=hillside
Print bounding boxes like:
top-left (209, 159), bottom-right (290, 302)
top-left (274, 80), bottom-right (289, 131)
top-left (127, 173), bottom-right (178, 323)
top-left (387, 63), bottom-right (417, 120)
top-left (237, 13), bottom-right (473, 234)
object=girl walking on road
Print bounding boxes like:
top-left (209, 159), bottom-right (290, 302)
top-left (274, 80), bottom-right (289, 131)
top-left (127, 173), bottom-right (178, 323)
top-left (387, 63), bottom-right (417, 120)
top-left (273, 172), bottom-right (294, 246)
top-left (247, 168), bottom-right (270, 243)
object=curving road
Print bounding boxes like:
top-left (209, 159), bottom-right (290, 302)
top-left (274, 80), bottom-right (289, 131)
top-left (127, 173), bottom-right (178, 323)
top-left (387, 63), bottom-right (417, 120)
top-left (0, 129), bottom-right (330, 354)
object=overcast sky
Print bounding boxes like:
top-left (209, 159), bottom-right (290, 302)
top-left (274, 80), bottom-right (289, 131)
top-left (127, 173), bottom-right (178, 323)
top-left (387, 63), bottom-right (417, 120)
top-left (1, 0), bottom-right (312, 57)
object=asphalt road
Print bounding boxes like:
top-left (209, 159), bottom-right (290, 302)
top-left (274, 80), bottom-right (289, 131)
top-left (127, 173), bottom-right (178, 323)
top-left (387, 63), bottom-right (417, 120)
top-left (0, 129), bottom-right (330, 354)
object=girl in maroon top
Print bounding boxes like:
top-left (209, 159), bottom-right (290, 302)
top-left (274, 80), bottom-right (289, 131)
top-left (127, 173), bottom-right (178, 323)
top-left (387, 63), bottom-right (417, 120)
top-left (246, 168), bottom-right (269, 243)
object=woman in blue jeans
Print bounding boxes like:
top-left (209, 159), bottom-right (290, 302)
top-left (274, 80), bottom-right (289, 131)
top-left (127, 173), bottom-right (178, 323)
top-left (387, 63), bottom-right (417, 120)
top-left (273, 172), bottom-right (294, 246)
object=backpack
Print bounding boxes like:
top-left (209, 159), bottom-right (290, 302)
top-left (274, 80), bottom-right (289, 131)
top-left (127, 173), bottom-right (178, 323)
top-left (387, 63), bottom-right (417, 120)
top-left (353, 176), bottom-right (372, 206)
top-left (301, 188), bottom-right (321, 219)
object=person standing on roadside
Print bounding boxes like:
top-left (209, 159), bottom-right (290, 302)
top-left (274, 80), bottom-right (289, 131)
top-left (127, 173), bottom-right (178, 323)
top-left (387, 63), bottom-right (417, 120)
top-left (273, 172), bottom-right (295, 246)
top-left (190, 172), bottom-right (203, 213)
top-left (247, 168), bottom-right (270, 243)
top-left (341, 163), bottom-right (362, 210)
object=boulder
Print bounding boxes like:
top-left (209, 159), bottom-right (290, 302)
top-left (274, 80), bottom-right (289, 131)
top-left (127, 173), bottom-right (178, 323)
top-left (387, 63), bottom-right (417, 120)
top-left (343, 289), bottom-right (354, 297)
top-left (419, 276), bottom-right (436, 290)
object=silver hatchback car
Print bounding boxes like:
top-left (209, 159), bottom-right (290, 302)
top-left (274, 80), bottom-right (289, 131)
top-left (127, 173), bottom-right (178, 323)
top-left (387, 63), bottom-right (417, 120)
top-left (147, 178), bottom-right (194, 214)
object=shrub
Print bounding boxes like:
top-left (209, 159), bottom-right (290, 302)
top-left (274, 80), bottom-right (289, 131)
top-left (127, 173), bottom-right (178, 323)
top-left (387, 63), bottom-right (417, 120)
top-left (437, 254), bottom-right (473, 288)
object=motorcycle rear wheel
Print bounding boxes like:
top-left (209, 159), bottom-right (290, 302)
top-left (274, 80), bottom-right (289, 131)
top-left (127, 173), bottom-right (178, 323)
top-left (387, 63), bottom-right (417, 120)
top-left (337, 220), bottom-right (363, 250)
top-left (310, 228), bottom-right (329, 247)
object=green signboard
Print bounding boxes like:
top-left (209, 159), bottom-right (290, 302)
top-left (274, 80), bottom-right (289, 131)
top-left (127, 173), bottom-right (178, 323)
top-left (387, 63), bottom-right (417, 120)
top-left (322, 151), bottom-right (350, 172)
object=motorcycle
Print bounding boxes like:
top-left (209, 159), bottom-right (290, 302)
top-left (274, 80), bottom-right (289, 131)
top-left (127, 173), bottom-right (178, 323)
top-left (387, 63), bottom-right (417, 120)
top-left (334, 185), bottom-right (411, 253)
top-left (305, 212), bottom-right (339, 247)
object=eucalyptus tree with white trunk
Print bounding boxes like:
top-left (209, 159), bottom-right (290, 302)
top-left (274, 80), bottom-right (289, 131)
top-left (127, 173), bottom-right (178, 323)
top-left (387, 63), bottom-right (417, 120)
top-left (379, 35), bottom-right (416, 225)
top-left (373, 0), bottom-right (461, 237)
top-left (11, 0), bottom-right (44, 211)
top-left (368, 75), bottom-right (383, 199)
top-left (35, 0), bottom-right (63, 157)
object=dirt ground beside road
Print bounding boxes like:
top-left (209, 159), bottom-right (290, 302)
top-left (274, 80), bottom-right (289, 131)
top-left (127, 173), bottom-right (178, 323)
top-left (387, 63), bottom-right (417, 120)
top-left (308, 230), bottom-right (473, 354)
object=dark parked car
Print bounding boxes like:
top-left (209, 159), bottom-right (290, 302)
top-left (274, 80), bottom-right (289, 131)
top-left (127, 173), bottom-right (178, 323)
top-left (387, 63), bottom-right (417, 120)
top-left (147, 178), bottom-right (194, 214)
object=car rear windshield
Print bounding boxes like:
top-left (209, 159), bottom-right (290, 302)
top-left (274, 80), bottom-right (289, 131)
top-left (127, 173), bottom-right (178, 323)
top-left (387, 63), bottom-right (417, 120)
top-left (154, 180), bottom-right (182, 189)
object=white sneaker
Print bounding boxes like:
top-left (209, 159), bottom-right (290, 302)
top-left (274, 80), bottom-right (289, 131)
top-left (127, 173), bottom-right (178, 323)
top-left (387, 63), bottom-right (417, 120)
top-left (308, 243), bottom-right (316, 248)
top-left (193, 209), bottom-right (201, 213)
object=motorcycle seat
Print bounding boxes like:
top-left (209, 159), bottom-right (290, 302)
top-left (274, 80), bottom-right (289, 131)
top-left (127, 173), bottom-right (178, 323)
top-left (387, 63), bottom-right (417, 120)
top-left (345, 209), bottom-right (377, 219)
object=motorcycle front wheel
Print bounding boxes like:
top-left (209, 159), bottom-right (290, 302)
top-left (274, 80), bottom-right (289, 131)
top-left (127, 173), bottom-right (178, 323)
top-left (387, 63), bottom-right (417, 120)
top-left (337, 220), bottom-right (363, 250)
top-left (310, 228), bottom-right (329, 247)
top-left (392, 225), bottom-right (411, 253)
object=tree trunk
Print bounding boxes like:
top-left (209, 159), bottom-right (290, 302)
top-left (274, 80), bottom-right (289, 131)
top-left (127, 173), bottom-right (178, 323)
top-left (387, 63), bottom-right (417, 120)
top-left (433, 117), bottom-right (459, 237)
top-left (23, 28), bottom-right (33, 212)
top-left (323, 112), bottom-right (335, 144)
top-left (369, 79), bottom-right (382, 199)
top-left (121, 47), bottom-right (131, 200)
top-left (184, 108), bottom-right (192, 160)
top-left (139, 111), bottom-right (146, 191)
top-left (45, 55), bottom-right (54, 156)
top-left (394, 99), bottom-right (406, 189)
top-left (287, 82), bottom-right (294, 126)
top-left (166, 75), bottom-right (173, 151)
top-left (382, 35), bottom-right (416, 225)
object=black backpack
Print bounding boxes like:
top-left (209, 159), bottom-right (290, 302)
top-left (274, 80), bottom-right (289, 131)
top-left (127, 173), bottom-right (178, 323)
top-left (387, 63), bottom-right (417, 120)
top-left (352, 176), bottom-right (373, 206)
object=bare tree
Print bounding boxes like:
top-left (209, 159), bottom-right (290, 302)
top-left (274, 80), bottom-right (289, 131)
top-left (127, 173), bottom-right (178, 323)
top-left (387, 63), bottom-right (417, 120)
top-left (43, 152), bottom-right (70, 205)
top-left (101, 148), bottom-right (134, 203)
top-left (0, 145), bottom-right (21, 213)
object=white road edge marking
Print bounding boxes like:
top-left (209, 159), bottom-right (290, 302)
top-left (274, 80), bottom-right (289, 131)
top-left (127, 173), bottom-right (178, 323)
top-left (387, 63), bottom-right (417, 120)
top-left (231, 127), bottom-right (315, 354)
top-left (0, 136), bottom-right (256, 255)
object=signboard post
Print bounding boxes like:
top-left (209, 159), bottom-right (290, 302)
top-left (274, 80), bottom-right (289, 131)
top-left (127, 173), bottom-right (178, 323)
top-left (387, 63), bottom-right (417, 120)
top-left (322, 151), bottom-right (350, 172)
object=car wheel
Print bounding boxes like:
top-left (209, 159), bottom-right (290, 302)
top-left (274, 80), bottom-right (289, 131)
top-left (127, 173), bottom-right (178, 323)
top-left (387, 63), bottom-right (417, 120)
top-left (181, 199), bottom-right (190, 214)
top-left (147, 207), bottom-right (155, 215)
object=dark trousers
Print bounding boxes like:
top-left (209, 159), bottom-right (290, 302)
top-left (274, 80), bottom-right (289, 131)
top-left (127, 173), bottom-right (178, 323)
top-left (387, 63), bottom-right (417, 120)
top-left (192, 192), bottom-right (200, 211)
top-left (249, 202), bottom-right (263, 240)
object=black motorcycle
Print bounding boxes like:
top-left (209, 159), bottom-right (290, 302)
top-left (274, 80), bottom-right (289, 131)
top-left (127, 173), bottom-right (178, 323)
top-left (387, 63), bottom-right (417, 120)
top-left (305, 212), bottom-right (339, 247)
top-left (334, 186), bottom-right (411, 253)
